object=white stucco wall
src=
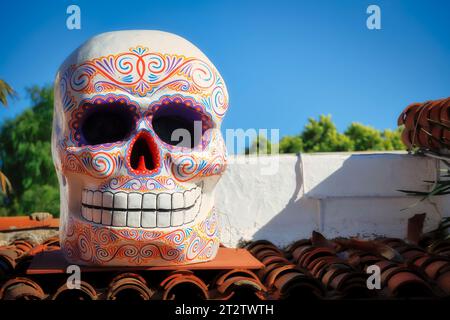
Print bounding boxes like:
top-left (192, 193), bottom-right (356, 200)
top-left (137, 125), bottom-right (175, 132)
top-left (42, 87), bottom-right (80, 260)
top-left (215, 152), bottom-right (448, 247)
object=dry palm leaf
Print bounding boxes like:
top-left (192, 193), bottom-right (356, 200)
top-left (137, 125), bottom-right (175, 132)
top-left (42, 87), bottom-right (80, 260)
top-left (0, 171), bottom-right (13, 195)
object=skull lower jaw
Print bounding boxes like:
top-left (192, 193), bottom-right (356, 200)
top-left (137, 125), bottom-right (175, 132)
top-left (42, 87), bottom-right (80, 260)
top-left (60, 177), bottom-right (219, 266)
top-left (60, 201), bottom-right (220, 266)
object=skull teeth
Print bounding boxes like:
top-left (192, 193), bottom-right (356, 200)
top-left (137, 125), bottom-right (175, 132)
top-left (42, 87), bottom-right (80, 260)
top-left (81, 187), bottom-right (202, 228)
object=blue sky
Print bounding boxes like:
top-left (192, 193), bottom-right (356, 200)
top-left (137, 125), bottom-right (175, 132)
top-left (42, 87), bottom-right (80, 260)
top-left (0, 0), bottom-right (449, 137)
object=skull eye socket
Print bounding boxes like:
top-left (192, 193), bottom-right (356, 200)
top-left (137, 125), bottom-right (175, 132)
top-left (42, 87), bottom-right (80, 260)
top-left (80, 103), bottom-right (136, 145)
top-left (152, 102), bottom-right (212, 148)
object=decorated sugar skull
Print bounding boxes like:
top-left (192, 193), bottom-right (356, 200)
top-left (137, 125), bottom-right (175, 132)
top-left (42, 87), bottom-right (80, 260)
top-left (52, 30), bottom-right (228, 266)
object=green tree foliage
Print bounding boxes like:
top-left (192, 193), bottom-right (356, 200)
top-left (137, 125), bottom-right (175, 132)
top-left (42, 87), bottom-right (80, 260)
top-left (344, 123), bottom-right (403, 151)
top-left (381, 128), bottom-right (404, 150)
top-left (279, 135), bottom-right (303, 154)
top-left (302, 115), bottom-right (354, 152)
top-left (0, 85), bottom-right (59, 216)
top-left (247, 115), bottom-right (404, 154)
top-left (245, 135), bottom-right (272, 155)
top-left (344, 122), bottom-right (384, 151)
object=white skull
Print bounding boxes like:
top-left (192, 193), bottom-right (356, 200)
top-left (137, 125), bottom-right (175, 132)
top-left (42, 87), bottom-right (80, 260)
top-left (52, 30), bottom-right (229, 266)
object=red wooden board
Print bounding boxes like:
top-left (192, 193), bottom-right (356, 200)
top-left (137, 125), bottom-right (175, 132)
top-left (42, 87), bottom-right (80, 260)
top-left (26, 247), bottom-right (264, 274)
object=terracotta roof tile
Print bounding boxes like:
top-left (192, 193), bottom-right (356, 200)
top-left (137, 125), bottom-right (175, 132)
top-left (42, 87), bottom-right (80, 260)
top-left (398, 97), bottom-right (450, 151)
top-left (0, 215), bottom-right (449, 300)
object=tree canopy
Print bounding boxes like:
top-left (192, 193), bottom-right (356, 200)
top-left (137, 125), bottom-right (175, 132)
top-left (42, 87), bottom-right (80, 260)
top-left (249, 115), bottom-right (404, 154)
top-left (0, 85), bottom-right (59, 216)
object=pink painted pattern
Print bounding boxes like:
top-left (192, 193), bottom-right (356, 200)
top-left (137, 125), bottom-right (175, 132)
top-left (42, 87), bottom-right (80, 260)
top-left (62, 209), bottom-right (220, 266)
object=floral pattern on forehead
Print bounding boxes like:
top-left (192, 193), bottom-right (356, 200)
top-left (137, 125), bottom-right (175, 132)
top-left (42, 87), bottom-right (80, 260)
top-left (60, 46), bottom-right (228, 122)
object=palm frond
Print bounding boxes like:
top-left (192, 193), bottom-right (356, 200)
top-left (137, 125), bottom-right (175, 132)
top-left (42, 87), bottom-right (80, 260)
top-left (0, 79), bottom-right (17, 107)
top-left (0, 171), bottom-right (13, 195)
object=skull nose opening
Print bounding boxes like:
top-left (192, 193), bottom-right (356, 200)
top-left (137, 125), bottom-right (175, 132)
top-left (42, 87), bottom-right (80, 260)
top-left (131, 138), bottom-right (154, 170)
top-left (128, 132), bottom-right (160, 175)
